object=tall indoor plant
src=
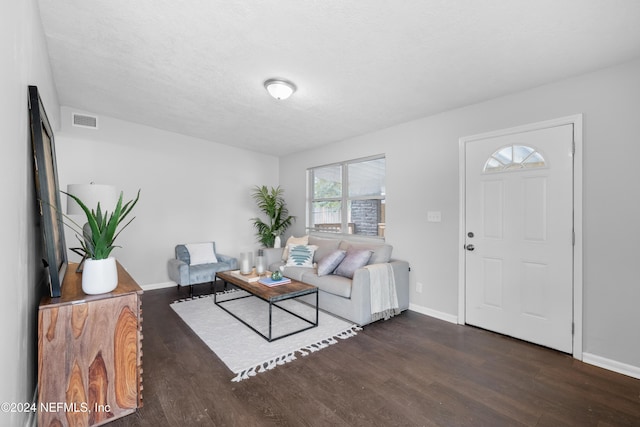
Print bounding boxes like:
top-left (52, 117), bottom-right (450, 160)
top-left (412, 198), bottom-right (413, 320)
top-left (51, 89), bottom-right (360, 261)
top-left (64, 189), bottom-right (140, 294)
top-left (250, 185), bottom-right (295, 248)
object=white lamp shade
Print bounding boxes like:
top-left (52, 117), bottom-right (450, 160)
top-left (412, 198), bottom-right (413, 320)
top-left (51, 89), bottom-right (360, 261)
top-left (67, 183), bottom-right (118, 215)
top-left (264, 79), bottom-right (296, 100)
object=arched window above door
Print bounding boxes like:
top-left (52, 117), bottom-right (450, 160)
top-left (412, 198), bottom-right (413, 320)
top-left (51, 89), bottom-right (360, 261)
top-left (483, 145), bottom-right (546, 172)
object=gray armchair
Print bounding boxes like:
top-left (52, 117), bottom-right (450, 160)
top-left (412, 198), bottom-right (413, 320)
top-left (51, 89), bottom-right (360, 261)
top-left (168, 242), bottom-right (238, 297)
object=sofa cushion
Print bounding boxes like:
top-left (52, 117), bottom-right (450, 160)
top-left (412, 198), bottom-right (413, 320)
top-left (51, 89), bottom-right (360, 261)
top-left (338, 241), bottom-right (393, 265)
top-left (282, 266), bottom-right (312, 282)
top-left (334, 247), bottom-right (372, 279)
top-left (281, 235), bottom-right (309, 260)
top-left (285, 244), bottom-right (318, 268)
top-left (317, 249), bottom-right (347, 276)
top-left (300, 270), bottom-right (353, 298)
top-left (308, 236), bottom-right (341, 262)
top-left (185, 242), bottom-right (218, 265)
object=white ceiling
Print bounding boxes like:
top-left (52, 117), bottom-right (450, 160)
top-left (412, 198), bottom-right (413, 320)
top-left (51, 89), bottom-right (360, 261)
top-left (38, 0), bottom-right (640, 156)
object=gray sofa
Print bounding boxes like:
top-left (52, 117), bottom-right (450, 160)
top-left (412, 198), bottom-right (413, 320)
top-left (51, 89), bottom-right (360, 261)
top-left (262, 235), bottom-right (410, 326)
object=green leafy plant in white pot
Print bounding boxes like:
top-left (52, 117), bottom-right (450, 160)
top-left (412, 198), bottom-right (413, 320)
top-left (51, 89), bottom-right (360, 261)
top-left (63, 189), bottom-right (140, 295)
top-left (250, 185), bottom-right (295, 248)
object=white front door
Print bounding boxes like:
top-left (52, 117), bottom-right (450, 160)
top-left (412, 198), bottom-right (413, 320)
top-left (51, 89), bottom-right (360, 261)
top-left (464, 124), bottom-right (574, 353)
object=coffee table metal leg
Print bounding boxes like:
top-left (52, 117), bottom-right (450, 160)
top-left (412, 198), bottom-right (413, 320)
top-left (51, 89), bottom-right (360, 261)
top-left (269, 301), bottom-right (273, 341)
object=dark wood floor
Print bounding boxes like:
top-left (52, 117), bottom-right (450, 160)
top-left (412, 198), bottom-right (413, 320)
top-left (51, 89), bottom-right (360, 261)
top-left (111, 283), bottom-right (640, 427)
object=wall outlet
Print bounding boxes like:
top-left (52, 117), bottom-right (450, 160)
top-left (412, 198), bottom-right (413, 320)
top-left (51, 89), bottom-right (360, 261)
top-left (416, 282), bottom-right (423, 293)
top-left (427, 211), bottom-right (442, 222)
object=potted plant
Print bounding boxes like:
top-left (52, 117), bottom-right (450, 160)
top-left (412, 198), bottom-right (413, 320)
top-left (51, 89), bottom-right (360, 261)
top-left (250, 185), bottom-right (295, 248)
top-left (63, 189), bottom-right (140, 294)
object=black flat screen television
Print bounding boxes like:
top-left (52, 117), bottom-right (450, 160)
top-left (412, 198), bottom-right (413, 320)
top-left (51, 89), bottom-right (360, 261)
top-left (29, 85), bottom-right (67, 298)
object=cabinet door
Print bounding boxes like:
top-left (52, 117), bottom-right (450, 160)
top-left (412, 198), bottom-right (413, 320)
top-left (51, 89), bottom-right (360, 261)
top-left (38, 293), bottom-right (140, 427)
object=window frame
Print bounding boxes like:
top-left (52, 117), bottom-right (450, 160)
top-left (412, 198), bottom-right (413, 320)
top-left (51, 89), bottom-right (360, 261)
top-left (307, 154), bottom-right (386, 239)
top-left (483, 144), bottom-right (547, 173)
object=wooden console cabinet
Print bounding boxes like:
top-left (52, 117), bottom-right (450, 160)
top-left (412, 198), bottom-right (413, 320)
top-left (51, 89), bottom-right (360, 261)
top-left (38, 262), bottom-right (143, 427)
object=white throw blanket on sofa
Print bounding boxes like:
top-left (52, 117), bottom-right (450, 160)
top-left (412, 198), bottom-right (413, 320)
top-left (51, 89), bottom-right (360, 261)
top-left (365, 263), bottom-right (401, 321)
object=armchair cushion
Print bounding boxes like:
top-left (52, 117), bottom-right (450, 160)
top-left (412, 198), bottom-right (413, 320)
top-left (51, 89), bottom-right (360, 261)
top-left (185, 242), bottom-right (218, 265)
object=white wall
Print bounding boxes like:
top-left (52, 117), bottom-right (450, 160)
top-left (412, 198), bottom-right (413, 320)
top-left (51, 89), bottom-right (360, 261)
top-left (0, 0), bottom-right (60, 425)
top-left (280, 58), bottom-right (640, 371)
top-left (56, 107), bottom-right (279, 286)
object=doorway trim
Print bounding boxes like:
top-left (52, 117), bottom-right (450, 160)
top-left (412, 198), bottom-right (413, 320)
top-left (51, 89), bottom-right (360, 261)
top-left (458, 114), bottom-right (583, 360)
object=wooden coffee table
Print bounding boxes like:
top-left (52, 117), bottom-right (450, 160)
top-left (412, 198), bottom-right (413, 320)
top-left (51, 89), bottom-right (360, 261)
top-left (215, 270), bottom-right (319, 342)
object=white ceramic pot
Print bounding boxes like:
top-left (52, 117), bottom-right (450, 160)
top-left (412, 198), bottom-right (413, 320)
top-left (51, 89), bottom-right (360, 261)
top-left (82, 257), bottom-right (118, 295)
top-left (273, 235), bottom-right (281, 248)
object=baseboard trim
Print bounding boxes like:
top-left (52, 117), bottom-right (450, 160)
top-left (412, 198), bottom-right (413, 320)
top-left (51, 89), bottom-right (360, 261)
top-left (408, 303), bottom-right (458, 324)
top-left (410, 305), bottom-right (640, 380)
top-left (141, 281), bottom-right (176, 291)
top-left (582, 352), bottom-right (640, 379)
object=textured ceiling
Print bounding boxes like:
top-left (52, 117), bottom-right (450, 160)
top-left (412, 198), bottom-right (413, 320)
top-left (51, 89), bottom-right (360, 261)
top-left (38, 0), bottom-right (640, 156)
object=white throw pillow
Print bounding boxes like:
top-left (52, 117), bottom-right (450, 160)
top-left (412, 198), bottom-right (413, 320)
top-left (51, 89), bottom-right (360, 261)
top-left (285, 244), bottom-right (318, 268)
top-left (185, 243), bottom-right (218, 265)
top-left (281, 235), bottom-right (309, 260)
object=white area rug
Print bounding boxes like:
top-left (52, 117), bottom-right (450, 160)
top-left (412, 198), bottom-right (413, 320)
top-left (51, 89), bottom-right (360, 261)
top-left (170, 290), bottom-right (360, 382)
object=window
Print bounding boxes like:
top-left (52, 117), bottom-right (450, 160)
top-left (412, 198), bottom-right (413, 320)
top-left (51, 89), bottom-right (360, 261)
top-left (308, 156), bottom-right (386, 237)
top-left (484, 145), bottom-right (546, 172)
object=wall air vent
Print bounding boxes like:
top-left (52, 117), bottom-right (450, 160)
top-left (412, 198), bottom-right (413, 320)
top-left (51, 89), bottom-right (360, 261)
top-left (72, 113), bottom-right (99, 129)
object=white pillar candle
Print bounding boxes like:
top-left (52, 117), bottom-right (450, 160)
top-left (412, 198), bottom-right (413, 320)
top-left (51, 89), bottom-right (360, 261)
top-left (240, 258), bottom-right (250, 274)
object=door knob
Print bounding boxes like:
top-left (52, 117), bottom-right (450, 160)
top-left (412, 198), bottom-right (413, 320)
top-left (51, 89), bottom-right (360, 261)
top-left (465, 244), bottom-right (475, 251)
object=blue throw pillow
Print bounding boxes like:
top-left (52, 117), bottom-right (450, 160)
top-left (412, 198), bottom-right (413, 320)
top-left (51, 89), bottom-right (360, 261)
top-left (334, 248), bottom-right (372, 279)
top-left (317, 249), bottom-right (347, 276)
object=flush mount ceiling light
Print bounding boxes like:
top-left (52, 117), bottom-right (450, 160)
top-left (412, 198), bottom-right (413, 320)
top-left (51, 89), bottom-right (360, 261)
top-left (264, 78), bottom-right (296, 100)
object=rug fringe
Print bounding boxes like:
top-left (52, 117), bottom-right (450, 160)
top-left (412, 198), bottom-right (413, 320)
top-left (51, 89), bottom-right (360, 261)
top-left (171, 288), bottom-right (244, 305)
top-left (230, 324), bottom-right (361, 382)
